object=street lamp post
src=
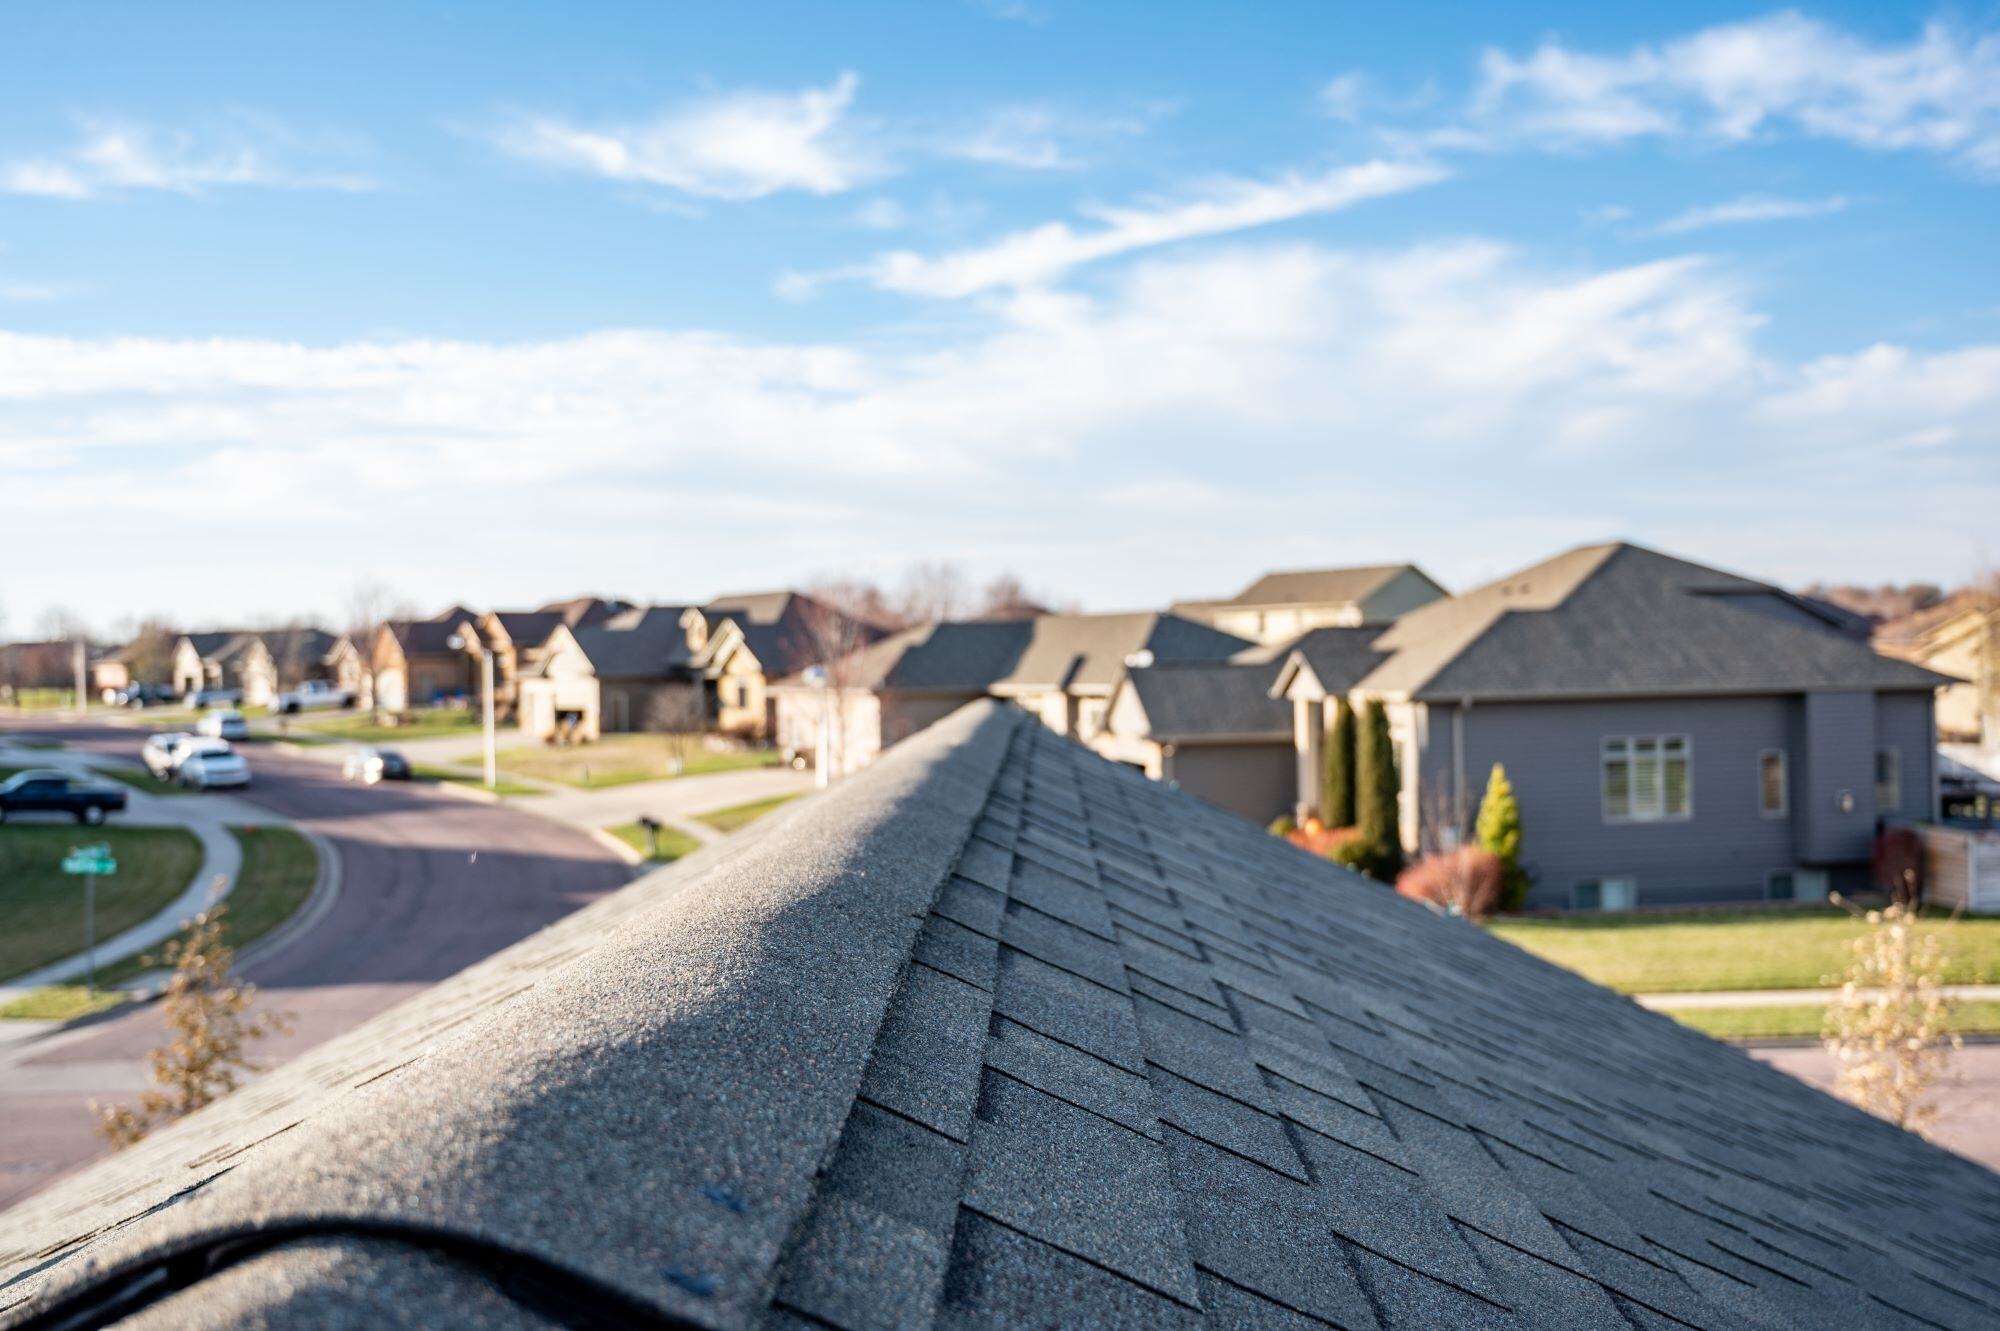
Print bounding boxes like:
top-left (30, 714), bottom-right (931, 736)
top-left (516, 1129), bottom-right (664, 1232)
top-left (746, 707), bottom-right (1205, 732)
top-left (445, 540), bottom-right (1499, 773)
top-left (448, 634), bottom-right (498, 790)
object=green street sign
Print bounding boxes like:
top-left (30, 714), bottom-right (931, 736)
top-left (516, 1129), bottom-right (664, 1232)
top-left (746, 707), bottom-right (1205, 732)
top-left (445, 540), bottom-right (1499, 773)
top-left (63, 851), bottom-right (116, 876)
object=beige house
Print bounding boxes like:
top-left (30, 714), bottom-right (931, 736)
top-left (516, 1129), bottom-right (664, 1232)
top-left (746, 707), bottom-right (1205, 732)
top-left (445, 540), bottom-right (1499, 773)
top-left (1093, 659), bottom-right (1293, 824)
top-left (370, 613), bottom-right (482, 713)
top-left (1174, 564), bottom-right (1446, 645)
top-left (172, 628), bottom-right (356, 705)
top-left (771, 611), bottom-right (1250, 777)
top-left (1877, 592), bottom-right (1996, 744)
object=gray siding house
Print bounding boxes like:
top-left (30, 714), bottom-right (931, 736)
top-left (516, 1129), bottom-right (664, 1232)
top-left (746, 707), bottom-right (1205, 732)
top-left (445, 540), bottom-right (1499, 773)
top-left (1275, 543), bottom-right (1952, 910)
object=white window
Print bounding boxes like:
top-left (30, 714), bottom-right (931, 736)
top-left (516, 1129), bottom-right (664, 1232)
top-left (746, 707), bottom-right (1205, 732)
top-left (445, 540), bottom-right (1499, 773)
top-left (1758, 750), bottom-right (1787, 818)
top-left (1875, 748), bottom-right (1901, 814)
top-left (1574, 878), bottom-right (1637, 911)
top-left (1767, 868), bottom-right (1829, 902)
top-left (1602, 735), bottom-right (1691, 822)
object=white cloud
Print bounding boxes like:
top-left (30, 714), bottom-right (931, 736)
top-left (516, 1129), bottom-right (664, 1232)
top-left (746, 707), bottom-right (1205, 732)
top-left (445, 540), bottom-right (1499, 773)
top-left (808, 159), bottom-right (1447, 298)
top-left (8, 236), bottom-right (1992, 621)
top-left (1466, 12), bottom-right (2000, 172)
top-left (490, 72), bottom-right (879, 200)
top-left (1647, 193), bottom-right (1849, 235)
top-left (0, 119), bottom-right (375, 199)
top-left (943, 104), bottom-right (1157, 171)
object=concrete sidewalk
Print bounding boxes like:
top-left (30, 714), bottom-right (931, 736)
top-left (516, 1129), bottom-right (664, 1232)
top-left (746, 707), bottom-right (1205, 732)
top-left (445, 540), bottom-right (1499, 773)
top-left (1637, 984), bottom-right (2000, 1010)
top-left (0, 741), bottom-right (290, 996)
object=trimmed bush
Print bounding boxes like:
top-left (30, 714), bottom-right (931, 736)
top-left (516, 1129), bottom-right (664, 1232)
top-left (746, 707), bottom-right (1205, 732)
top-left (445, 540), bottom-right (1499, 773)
top-left (1322, 697), bottom-right (1355, 829)
top-left (1475, 763), bottom-right (1527, 911)
top-left (1396, 848), bottom-right (1504, 920)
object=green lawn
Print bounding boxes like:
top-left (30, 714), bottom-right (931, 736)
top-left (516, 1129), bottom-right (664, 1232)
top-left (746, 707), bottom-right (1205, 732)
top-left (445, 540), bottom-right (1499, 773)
top-left (0, 825), bottom-right (319, 1019)
top-left (695, 792), bottom-right (803, 834)
top-left (293, 709), bottom-right (481, 744)
top-left (1489, 907), bottom-right (2000, 995)
top-left (605, 820), bottom-right (704, 863)
top-left (1669, 999), bottom-right (2000, 1041)
top-left (98, 765), bottom-right (191, 797)
top-left (411, 764), bottom-right (545, 798)
top-left (0, 826), bottom-right (203, 981)
top-left (493, 736), bottom-right (781, 789)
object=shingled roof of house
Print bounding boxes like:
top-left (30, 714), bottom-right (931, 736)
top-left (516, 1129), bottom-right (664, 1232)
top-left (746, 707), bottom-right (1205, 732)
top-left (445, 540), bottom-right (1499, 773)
top-left (4, 702), bottom-right (1998, 1329)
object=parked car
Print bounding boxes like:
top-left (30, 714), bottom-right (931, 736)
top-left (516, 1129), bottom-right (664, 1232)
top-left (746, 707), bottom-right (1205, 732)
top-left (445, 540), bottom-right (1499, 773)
top-left (272, 679), bottom-right (354, 714)
top-left (176, 741), bottom-right (250, 791)
top-left (188, 688), bottom-right (243, 709)
top-left (196, 709), bottom-right (249, 741)
top-left (341, 745), bottom-right (411, 784)
top-left (142, 732), bottom-right (198, 778)
top-left (0, 769), bottom-right (128, 825)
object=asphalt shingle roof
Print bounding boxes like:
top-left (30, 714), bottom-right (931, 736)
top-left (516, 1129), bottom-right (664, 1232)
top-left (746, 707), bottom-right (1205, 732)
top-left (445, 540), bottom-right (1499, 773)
top-left (1121, 660), bottom-right (1291, 740)
top-left (5, 702), bottom-right (1997, 1330)
top-left (1360, 543), bottom-right (1952, 701)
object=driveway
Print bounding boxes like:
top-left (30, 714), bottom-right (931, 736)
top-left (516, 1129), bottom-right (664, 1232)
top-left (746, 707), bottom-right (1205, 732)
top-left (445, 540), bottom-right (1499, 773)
top-left (0, 716), bottom-right (631, 1210)
top-left (1749, 1043), bottom-right (2000, 1172)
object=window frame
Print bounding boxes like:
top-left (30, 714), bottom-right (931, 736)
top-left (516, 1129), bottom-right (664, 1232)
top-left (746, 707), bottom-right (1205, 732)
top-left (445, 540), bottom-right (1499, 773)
top-left (1758, 748), bottom-right (1788, 819)
top-left (1875, 747), bottom-right (1902, 814)
top-left (1602, 733), bottom-right (1693, 824)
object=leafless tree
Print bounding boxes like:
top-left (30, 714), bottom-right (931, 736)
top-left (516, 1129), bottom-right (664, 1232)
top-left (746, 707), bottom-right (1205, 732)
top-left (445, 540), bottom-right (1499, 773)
top-left (896, 560), bottom-right (972, 625)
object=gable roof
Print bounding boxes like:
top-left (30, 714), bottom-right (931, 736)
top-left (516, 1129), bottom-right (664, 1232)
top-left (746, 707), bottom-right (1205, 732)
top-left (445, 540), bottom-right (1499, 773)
top-left (993, 612), bottom-right (1251, 695)
top-left (1222, 563), bottom-right (1435, 609)
top-left (4, 701), bottom-right (1996, 1329)
top-left (1359, 542), bottom-right (1953, 702)
top-left (1117, 659), bottom-right (1291, 741)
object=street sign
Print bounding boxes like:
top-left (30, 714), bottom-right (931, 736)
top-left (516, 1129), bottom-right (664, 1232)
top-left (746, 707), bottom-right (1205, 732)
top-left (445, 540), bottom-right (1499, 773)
top-left (63, 845), bottom-right (116, 876)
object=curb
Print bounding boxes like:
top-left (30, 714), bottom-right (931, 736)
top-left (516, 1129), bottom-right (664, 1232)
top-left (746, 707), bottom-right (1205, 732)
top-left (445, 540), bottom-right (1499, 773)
top-left (234, 826), bottom-right (343, 973)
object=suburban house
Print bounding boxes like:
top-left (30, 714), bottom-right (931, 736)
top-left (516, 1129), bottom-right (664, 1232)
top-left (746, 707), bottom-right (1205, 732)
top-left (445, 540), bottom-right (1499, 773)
top-left (10, 703), bottom-right (1997, 1330)
top-left (515, 591), bottom-right (881, 742)
top-left (1274, 542), bottom-right (1955, 910)
top-left (370, 611), bottom-right (483, 713)
top-left (770, 610), bottom-right (1250, 775)
top-left (1174, 563), bottom-right (1447, 644)
top-left (1093, 656), bottom-right (1293, 823)
top-left (170, 628), bottom-right (358, 705)
top-left (1876, 590), bottom-right (1998, 745)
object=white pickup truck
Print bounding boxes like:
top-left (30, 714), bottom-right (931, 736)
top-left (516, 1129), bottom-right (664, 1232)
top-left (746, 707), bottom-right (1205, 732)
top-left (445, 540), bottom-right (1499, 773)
top-left (271, 679), bottom-right (355, 714)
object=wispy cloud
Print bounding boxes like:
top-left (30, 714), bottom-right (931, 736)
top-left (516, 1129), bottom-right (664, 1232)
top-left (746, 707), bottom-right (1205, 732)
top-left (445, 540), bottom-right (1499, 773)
top-left (796, 159), bottom-right (1446, 298)
top-left (1463, 12), bottom-right (2000, 173)
top-left (11, 239), bottom-right (1995, 619)
top-left (0, 118), bottom-right (376, 200)
top-left (943, 104), bottom-right (1159, 171)
top-left (1647, 193), bottom-right (1850, 235)
top-left (489, 72), bottom-right (880, 200)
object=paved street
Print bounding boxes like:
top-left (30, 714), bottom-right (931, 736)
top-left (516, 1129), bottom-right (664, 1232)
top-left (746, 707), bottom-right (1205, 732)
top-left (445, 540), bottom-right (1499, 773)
top-left (0, 714), bottom-right (632, 1209)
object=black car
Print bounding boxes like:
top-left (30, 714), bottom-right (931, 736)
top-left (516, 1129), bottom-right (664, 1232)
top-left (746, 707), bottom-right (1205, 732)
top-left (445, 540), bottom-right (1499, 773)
top-left (0, 770), bottom-right (128, 825)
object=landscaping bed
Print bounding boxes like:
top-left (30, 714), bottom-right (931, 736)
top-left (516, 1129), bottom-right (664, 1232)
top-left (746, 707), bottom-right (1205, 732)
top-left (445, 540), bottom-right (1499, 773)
top-left (0, 826), bottom-right (202, 981)
top-left (1488, 906), bottom-right (2000, 994)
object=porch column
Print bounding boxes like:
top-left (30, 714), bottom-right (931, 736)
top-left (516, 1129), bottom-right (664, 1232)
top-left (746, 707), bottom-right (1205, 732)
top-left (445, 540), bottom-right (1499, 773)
top-left (1294, 695), bottom-right (1323, 822)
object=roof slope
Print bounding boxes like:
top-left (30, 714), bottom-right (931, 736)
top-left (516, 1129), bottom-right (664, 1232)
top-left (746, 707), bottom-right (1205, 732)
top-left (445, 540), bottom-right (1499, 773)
top-left (1363, 543), bottom-right (1952, 701)
top-left (1123, 659), bottom-right (1290, 739)
top-left (6, 703), bottom-right (1998, 1329)
top-left (995, 612), bottom-right (1250, 693)
top-left (1226, 564), bottom-right (1425, 608)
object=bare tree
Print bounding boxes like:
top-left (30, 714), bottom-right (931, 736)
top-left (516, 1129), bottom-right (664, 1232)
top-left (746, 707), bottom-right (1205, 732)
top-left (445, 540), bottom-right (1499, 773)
top-left (94, 897), bottom-right (292, 1147)
top-left (896, 560), bottom-right (972, 626)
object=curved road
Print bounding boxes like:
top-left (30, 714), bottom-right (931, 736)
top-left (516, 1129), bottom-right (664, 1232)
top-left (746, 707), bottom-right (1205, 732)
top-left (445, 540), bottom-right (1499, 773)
top-left (0, 715), bottom-right (631, 1209)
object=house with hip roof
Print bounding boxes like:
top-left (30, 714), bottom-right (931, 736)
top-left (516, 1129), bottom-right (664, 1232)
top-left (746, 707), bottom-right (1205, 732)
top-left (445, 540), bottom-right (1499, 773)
top-left (1273, 542), bottom-right (1956, 910)
top-left (1174, 562), bottom-right (1447, 645)
top-left (5, 701), bottom-right (1997, 1329)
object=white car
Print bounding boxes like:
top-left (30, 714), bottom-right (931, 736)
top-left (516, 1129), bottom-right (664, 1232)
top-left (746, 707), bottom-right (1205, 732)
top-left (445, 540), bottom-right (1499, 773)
top-left (177, 740), bottom-right (250, 790)
top-left (196, 709), bottom-right (250, 741)
top-left (142, 732), bottom-right (197, 778)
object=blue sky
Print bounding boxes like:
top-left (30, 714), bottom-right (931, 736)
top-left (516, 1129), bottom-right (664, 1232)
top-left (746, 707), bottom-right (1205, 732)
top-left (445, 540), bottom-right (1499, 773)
top-left (3, 2), bottom-right (1997, 632)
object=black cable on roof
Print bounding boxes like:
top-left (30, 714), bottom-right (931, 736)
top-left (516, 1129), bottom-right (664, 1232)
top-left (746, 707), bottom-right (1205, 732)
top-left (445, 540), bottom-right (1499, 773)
top-left (8, 1217), bottom-right (706, 1331)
